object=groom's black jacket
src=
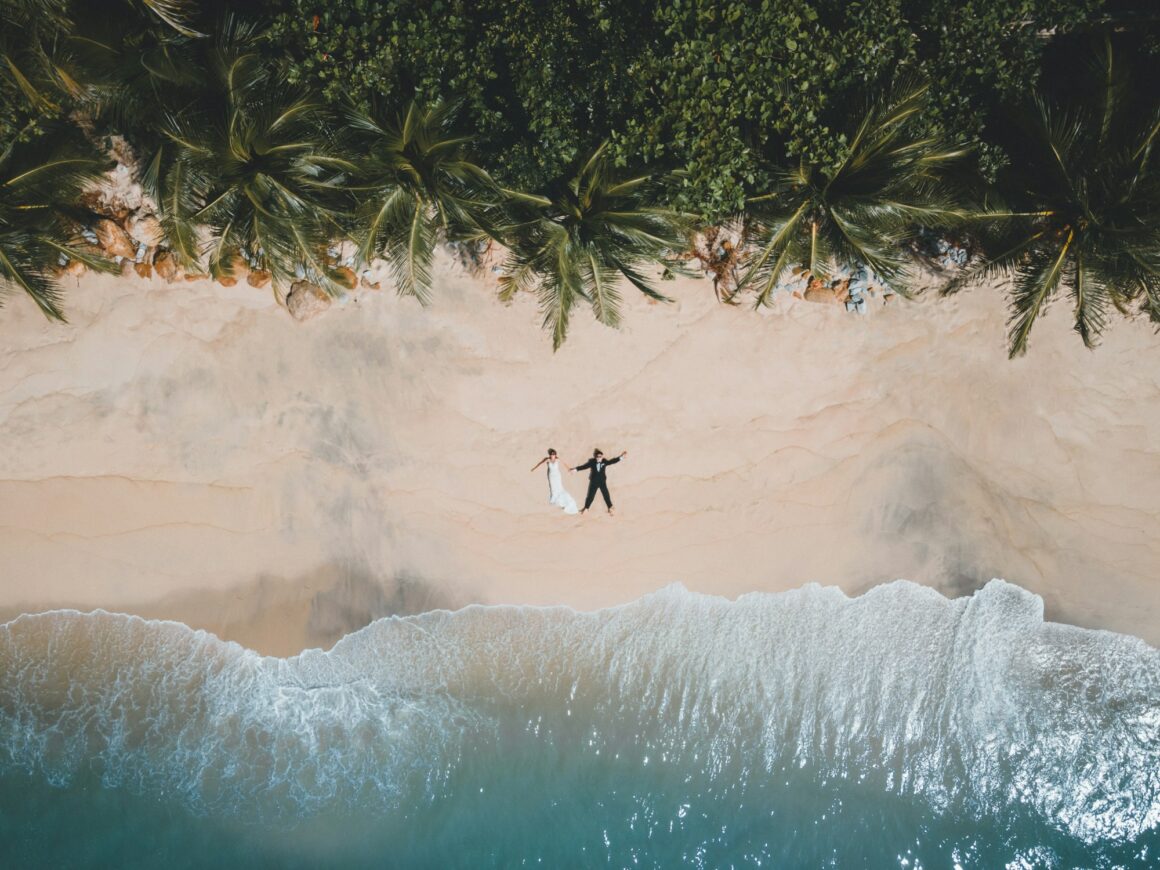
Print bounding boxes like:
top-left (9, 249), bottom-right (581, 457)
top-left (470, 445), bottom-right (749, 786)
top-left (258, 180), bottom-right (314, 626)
top-left (574, 456), bottom-right (621, 484)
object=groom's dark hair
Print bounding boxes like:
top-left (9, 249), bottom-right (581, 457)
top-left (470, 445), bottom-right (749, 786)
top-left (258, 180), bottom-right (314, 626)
top-left (593, 448), bottom-right (603, 456)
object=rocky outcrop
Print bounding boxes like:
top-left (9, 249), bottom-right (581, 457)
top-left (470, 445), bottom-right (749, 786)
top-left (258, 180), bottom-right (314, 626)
top-left (286, 281), bottom-right (332, 321)
top-left (94, 219), bottom-right (136, 260)
top-left (127, 214), bottom-right (164, 248)
top-left (247, 269), bottom-right (272, 289)
top-left (802, 276), bottom-right (851, 305)
top-left (153, 251), bottom-right (179, 282)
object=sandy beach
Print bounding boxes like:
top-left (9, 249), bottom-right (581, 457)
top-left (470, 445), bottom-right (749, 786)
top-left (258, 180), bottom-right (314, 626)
top-left (1, 261), bottom-right (1158, 655)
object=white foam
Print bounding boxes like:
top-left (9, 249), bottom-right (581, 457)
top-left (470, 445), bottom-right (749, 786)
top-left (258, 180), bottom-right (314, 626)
top-left (0, 580), bottom-right (1157, 841)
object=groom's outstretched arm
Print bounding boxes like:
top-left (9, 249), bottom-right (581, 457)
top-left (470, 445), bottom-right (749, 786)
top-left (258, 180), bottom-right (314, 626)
top-left (574, 460), bottom-right (592, 472)
top-left (605, 456), bottom-right (622, 466)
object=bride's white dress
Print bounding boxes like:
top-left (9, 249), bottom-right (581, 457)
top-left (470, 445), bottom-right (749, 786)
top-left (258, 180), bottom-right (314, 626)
top-left (546, 460), bottom-right (579, 515)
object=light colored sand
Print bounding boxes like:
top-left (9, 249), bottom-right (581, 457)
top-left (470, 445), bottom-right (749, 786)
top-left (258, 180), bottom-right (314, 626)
top-left (2, 260), bottom-right (1158, 655)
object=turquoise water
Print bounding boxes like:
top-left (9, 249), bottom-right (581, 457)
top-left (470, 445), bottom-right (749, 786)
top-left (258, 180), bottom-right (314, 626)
top-left (1, 580), bottom-right (1157, 868)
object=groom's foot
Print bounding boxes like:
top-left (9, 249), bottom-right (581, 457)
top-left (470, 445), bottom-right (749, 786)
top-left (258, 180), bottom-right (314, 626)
top-left (579, 508), bottom-right (587, 515)
top-left (608, 507), bottom-right (615, 516)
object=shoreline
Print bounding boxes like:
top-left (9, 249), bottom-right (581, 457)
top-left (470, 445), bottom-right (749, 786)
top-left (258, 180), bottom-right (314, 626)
top-left (2, 261), bottom-right (1159, 654)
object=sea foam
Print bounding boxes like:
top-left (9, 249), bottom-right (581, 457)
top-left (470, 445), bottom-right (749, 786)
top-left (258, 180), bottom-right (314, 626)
top-left (1, 579), bottom-right (1158, 862)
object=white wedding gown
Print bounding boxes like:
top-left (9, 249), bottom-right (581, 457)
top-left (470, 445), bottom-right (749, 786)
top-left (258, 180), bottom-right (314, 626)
top-left (546, 459), bottom-right (579, 515)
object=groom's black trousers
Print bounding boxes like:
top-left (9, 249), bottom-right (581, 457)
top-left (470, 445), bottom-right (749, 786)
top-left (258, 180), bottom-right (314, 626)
top-left (584, 480), bottom-right (612, 510)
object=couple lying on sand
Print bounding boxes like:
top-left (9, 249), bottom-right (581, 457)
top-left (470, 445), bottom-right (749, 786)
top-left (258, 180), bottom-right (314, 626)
top-left (530, 448), bottom-right (628, 516)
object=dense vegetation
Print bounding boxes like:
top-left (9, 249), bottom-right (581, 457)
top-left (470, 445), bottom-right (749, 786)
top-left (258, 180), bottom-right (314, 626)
top-left (1, 0), bottom-right (1158, 354)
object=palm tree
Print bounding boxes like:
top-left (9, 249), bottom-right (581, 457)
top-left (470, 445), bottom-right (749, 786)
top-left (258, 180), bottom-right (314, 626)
top-left (346, 100), bottom-right (494, 304)
top-left (944, 38), bottom-right (1160, 357)
top-left (145, 48), bottom-right (353, 293)
top-left (0, 129), bottom-right (114, 319)
top-left (497, 144), bottom-right (692, 349)
top-left (736, 82), bottom-right (969, 306)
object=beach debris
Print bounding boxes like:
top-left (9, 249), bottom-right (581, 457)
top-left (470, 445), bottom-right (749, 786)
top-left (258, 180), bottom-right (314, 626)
top-left (689, 223), bottom-right (744, 301)
top-left (913, 229), bottom-right (973, 271)
top-left (286, 280), bottom-right (332, 321)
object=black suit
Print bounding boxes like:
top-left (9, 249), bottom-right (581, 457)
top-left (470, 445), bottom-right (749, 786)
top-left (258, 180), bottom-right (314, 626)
top-left (574, 456), bottom-right (622, 510)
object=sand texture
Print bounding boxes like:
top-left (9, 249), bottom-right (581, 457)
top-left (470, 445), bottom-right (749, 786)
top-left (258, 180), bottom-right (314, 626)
top-left (1, 260), bottom-right (1158, 654)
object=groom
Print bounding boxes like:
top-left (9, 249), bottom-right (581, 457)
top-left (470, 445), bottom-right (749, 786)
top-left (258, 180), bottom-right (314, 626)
top-left (572, 448), bottom-right (627, 515)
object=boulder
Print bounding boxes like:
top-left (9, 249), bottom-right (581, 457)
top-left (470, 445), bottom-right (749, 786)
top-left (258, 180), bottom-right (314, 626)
top-left (218, 255), bottom-right (249, 287)
top-left (120, 258), bottom-right (137, 277)
top-left (153, 251), bottom-right (179, 282)
top-left (360, 276), bottom-right (381, 291)
top-left (286, 281), bottom-right (332, 321)
top-left (126, 214), bottom-right (164, 247)
top-left (94, 219), bottom-right (136, 259)
top-left (63, 259), bottom-right (87, 278)
top-left (802, 277), bottom-right (839, 305)
top-left (247, 269), bottom-right (272, 288)
top-left (134, 261), bottom-right (153, 279)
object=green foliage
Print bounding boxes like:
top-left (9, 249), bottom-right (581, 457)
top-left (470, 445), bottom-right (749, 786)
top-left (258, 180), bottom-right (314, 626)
top-left (145, 46), bottom-right (353, 292)
top-left (902, 0), bottom-right (1103, 179)
top-left (347, 99), bottom-right (495, 304)
top-left (946, 37), bottom-right (1160, 357)
top-left (261, 0), bottom-right (651, 191)
top-left (737, 83), bottom-right (970, 305)
top-left (615, 0), bottom-right (917, 219)
top-left (0, 0), bottom-right (74, 143)
top-left (496, 145), bottom-right (692, 349)
top-left (0, 127), bottom-right (114, 319)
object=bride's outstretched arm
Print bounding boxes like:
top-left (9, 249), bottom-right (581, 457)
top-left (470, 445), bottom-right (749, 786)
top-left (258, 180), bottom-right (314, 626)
top-left (530, 457), bottom-right (547, 472)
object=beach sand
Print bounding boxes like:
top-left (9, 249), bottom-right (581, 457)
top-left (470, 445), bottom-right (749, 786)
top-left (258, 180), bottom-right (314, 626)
top-left (1, 260), bottom-right (1158, 655)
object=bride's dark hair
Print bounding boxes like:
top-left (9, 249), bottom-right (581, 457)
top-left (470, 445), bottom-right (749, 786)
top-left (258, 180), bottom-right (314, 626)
top-left (548, 448), bottom-right (557, 455)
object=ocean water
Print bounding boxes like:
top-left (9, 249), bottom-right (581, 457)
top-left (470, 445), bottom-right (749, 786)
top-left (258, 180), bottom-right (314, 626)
top-left (1, 580), bottom-right (1157, 868)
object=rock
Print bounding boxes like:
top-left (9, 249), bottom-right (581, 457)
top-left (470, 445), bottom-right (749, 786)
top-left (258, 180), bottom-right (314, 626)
top-left (286, 281), bottom-right (332, 321)
top-left (229, 255), bottom-right (249, 282)
top-left (217, 276), bottom-right (238, 287)
top-left (127, 214), bottom-right (164, 247)
top-left (63, 259), bottom-right (87, 278)
top-left (120, 258), bottom-right (137, 277)
top-left (94, 219), bottom-right (136, 259)
top-left (803, 277), bottom-right (839, 305)
top-left (335, 266), bottom-right (359, 291)
top-left (134, 261), bottom-right (153, 279)
top-left (360, 274), bottom-right (381, 291)
top-left (247, 269), bottom-right (272, 289)
top-left (183, 271), bottom-right (201, 282)
top-left (153, 251), bottom-right (178, 282)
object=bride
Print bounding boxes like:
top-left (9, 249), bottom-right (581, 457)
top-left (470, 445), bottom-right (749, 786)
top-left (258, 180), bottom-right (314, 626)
top-left (530, 448), bottom-right (578, 514)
